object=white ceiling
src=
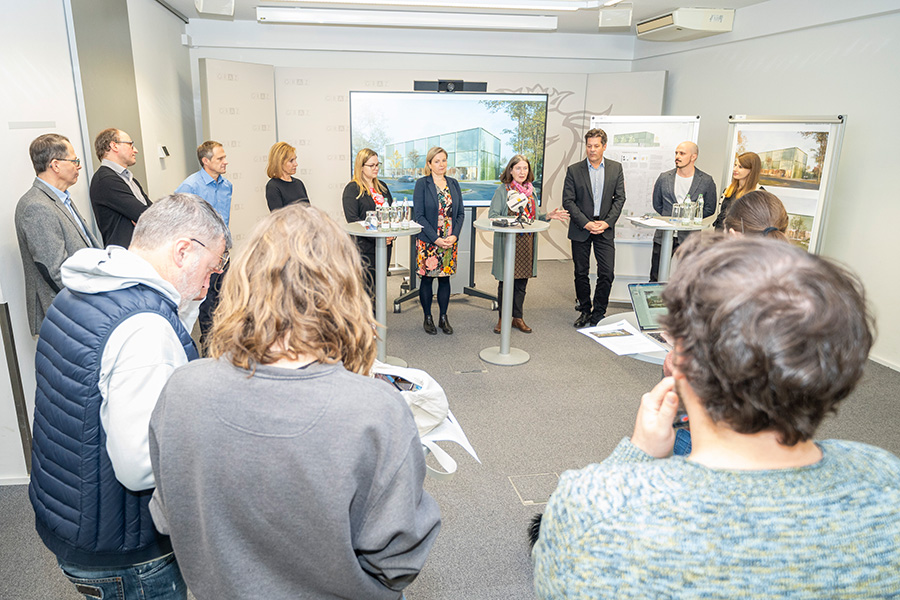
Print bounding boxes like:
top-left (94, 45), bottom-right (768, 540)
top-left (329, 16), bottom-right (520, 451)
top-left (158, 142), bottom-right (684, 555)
top-left (164, 0), bottom-right (770, 34)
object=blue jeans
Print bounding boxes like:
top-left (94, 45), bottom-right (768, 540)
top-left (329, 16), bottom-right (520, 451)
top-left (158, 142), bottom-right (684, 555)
top-left (58, 553), bottom-right (187, 600)
top-left (673, 428), bottom-right (693, 456)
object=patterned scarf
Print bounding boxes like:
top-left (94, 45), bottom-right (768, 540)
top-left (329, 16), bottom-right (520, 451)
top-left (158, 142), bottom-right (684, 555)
top-left (508, 180), bottom-right (536, 220)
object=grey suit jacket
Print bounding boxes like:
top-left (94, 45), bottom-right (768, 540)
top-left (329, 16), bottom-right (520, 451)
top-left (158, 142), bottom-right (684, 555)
top-left (651, 167), bottom-right (717, 242)
top-left (563, 158), bottom-right (626, 243)
top-left (14, 177), bottom-right (101, 335)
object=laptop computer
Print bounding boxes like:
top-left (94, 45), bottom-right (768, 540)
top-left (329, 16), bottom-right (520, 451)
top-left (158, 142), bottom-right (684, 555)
top-left (627, 282), bottom-right (672, 351)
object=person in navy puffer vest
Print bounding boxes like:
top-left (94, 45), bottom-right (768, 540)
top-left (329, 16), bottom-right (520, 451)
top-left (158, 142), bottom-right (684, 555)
top-left (29, 193), bottom-right (231, 600)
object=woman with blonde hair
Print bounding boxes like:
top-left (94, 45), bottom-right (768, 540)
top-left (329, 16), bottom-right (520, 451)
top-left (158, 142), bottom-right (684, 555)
top-left (342, 148), bottom-right (394, 296)
top-left (713, 151), bottom-right (761, 230)
top-left (413, 146), bottom-right (465, 335)
top-left (148, 204), bottom-right (441, 599)
top-left (265, 141), bottom-right (310, 210)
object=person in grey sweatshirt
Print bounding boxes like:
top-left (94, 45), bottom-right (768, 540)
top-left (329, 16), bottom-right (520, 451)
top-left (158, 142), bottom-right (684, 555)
top-left (149, 204), bottom-right (441, 600)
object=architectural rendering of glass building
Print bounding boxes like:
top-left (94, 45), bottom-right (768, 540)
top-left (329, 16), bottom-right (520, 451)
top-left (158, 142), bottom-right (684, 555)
top-left (384, 127), bottom-right (501, 181)
top-left (758, 146), bottom-right (809, 179)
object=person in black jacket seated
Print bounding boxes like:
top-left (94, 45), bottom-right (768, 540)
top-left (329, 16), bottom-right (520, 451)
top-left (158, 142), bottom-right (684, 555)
top-left (342, 148), bottom-right (393, 297)
top-left (413, 146), bottom-right (464, 335)
top-left (265, 141), bottom-right (310, 211)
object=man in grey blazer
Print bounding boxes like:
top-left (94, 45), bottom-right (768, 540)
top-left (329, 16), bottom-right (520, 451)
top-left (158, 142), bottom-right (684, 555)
top-left (563, 128), bottom-right (626, 328)
top-left (650, 141), bottom-right (717, 281)
top-left (15, 133), bottom-right (101, 335)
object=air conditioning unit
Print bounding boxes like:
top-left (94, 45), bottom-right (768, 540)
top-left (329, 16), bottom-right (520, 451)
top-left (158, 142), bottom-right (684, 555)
top-left (636, 8), bottom-right (734, 42)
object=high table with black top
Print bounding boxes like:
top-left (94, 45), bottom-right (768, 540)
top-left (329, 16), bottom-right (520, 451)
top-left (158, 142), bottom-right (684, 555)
top-left (344, 221), bottom-right (422, 367)
top-left (473, 217), bottom-right (550, 366)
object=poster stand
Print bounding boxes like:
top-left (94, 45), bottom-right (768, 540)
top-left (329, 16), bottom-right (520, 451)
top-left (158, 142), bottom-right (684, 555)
top-left (723, 115), bottom-right (845, 254)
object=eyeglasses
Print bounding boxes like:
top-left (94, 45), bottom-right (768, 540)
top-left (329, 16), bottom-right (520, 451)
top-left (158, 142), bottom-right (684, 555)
top-left (115, 140), bottom-right (135, 147)
top-left (56, 157), bottom-right (81, 167)
top-left (364, 162), bottom-right (381, 168)
top-left (191, 238), bottom-right (229, 272)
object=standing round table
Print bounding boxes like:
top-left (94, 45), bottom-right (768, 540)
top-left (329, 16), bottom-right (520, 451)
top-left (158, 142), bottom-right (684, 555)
top-left (631, 216), bottom-right (703, 282)
top-left (344, 221), bottom-right (422, 367)
top-left (473, 218), bottom-right (550, 366)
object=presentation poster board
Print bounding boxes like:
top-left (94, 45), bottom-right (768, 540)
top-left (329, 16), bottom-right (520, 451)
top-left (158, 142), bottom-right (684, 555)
top-left (725, 115), bottom-right (845, 254)
top-left (589, 115), bottom-right (701, 241)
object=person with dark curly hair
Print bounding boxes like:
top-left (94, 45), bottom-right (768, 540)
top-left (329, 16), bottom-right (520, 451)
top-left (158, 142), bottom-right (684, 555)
top-left (534, 235), bottom-right (900, 599)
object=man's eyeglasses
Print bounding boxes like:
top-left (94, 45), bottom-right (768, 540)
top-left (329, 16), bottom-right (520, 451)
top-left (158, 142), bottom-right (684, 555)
top-left (56, 157), bottom-right (81, 167)
top-left (115, 140), bottom-right (136, 147)
top-left (191, 238), bottom-right (229, 272)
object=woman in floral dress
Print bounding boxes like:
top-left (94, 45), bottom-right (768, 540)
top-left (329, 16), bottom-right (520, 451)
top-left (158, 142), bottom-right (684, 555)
top-left (412, 147), bottom-right (465, 335)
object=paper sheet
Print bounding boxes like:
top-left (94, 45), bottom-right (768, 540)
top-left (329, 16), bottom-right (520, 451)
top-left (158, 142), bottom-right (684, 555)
top-left (578, 319), bottom-right (664, 356)
top-left (626, 216), bottom-right (671, 228)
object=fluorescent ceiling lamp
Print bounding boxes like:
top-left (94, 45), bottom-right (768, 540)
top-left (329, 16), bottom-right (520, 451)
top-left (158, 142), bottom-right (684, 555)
top-left (269, 0), bottom-right (604, 10)
top-left (257, 7), bottom-right (558, 30)
top-left (602, 0), bottom-right (626, 5)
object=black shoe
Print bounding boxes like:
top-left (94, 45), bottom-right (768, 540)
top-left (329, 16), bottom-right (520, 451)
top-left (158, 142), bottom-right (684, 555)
top-left (590, 313), bottom-right (606, 327)
top-left (438, 314), bottom-right (453, 335)
top-left (574, 312), bottom-right (591, 328)
top-left (424, 315), bottom-right (437, 335)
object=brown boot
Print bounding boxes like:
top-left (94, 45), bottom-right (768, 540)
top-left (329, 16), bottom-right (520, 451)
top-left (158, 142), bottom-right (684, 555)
top-left (512, 318), bottom-right (532, 333)
top-left (493, 318), bottom-right (501, 334)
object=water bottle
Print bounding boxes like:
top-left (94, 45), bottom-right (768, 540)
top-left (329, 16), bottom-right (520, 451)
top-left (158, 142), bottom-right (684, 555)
top-left (680, 195), bottom-right (692, 225)
top-left (400, 198), bottom-right (410, 229)
top-left (694, 194), bottom-right (704, 226)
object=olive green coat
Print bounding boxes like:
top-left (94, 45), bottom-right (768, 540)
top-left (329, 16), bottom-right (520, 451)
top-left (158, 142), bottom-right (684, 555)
top-left (488, 184), bottom-right (549, 281)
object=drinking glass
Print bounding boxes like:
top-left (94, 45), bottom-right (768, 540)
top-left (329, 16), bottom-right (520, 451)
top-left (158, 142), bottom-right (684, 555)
top-left (365, 210), bottom-right (377, 231)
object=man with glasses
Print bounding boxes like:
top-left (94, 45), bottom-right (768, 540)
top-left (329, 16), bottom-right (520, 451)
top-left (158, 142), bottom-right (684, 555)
top-left (15, 133), bottom-right (101, 335)
top-left (29, 193), bottom-right (231, 600)
top-left (90, 128), bottom-right (152, 247)
top-left (175, 140), bottom-right (233, 347)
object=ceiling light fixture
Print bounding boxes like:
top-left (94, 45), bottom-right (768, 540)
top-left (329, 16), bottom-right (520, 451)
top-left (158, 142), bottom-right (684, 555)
top-left (257, 7), bottom-right (558, 30)
top-left (269, 0), bottom-right (603, 11)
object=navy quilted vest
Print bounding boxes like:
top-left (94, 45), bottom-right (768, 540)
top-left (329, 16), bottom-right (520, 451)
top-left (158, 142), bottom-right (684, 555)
top-left (29, 284), bottom-right (198, 567)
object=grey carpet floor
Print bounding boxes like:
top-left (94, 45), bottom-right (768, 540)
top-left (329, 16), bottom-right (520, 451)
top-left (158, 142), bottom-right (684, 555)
top-left (2, 260), bottom-right (898, 600)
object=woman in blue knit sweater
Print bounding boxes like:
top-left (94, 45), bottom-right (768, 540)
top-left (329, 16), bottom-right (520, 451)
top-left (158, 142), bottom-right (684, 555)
top-left (533, 235), bottom-right (900, 599)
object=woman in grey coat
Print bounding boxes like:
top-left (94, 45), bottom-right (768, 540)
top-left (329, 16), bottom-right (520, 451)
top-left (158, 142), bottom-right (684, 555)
top-left (488, 154), bottom-right (567, 334)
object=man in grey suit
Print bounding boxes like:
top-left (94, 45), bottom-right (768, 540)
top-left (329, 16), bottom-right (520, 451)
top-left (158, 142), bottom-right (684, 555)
top-left (563, 128), bottom-right (626, 328)
top-left (15, 133), bottom-right (101, 335)
top-left (649, 141), bottom-right (717, 281)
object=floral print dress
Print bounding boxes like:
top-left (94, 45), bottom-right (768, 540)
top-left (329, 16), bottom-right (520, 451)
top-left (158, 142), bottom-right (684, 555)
top-left (417, 185), bottom-right (457, 277)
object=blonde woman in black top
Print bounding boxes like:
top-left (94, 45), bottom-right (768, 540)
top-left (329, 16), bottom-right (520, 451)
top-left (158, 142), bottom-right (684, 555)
top-left (266, 142), bottom-right (310, 211)
top-left (342, 148), bottom-right (394, 296)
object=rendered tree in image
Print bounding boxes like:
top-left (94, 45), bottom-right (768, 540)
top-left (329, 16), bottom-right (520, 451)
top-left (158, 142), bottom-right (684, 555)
top-left (480, 99), bottom-right (547, 180)
top-left (800, 131), bottom-right (828, 184)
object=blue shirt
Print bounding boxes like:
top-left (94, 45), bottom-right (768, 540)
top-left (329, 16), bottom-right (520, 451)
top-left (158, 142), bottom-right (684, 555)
top-left (175, 170), bottom-right (233, 227)
top-left (587, 158), bottom-right (605, 217)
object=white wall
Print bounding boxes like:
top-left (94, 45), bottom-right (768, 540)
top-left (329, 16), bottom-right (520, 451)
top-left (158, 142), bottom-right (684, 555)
top-left (0, 0), bottom-right (90, 483)
top-left (632, 1), bottom-right (900, 368)
top-left (128, 0), bottom-right (197, 199)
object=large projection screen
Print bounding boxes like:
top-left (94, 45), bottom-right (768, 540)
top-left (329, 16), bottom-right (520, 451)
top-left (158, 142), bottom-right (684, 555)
top-left (350, 91), bottom-right (549, 207)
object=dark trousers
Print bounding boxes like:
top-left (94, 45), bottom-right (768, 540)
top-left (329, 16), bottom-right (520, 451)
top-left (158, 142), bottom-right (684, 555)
top-left (360, 244), bottom-right (393, 301)
top-left (650, 230), bottom-right (696, 282)
top-left (198, 267), bottom-right (226, 351)
top-left (571, 234), bottom-right (615, 321)
top-left (497, 279), bottom-right (528, 319)
top-left (419, 276), bottom-right (450, 317)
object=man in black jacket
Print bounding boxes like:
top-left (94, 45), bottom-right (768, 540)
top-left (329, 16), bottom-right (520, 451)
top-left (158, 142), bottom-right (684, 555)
top-left (90, 128), bottom-right (151, 247)
top-left (562, 128), bottom-right (626, 328)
